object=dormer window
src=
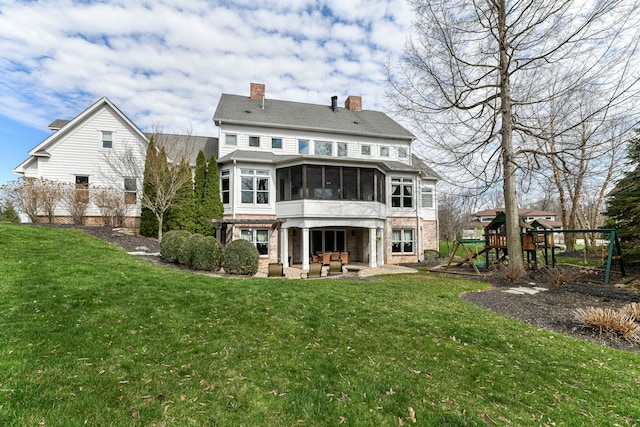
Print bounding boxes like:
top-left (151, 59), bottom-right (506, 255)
top-left (101, 131), bottom-right (113, 149)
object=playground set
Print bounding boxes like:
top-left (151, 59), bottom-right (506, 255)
top-left (446, 211), bottom-right (625, 283)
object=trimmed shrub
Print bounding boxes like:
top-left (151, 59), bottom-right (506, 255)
top-left (191, 235), bottom-right (223, 271)
top-left (539, 265), bottom-right (580, 287)
top-left (222, 239), bottom-right (260, 275)
top-left (160, 230), bottom-right (192, 263)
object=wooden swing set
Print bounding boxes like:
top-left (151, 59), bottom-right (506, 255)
top-left (445, 212), bottom-right (625, 283)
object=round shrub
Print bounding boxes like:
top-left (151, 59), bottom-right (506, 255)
top-left (160, 230), bottom-right (192, 263)
top-left (177, 233), bottom-right (200, 266)
top-left (222, 239), bottom-right (260, 275)
top-left (190, 235), bottom-right (223, 271)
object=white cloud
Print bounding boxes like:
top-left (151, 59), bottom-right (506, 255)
top-left (0, 0), bottom-right (412, 139)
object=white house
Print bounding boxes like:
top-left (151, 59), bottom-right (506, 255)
top-left (212, 83), bottom-right (439, 269)
top-left (13, 97), bottom-right (216, 227)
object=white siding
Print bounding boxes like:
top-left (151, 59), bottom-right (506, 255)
top-left (218, 124), bottom-right (412, 164)
top-left (33, 105), bottom-right (147, 217)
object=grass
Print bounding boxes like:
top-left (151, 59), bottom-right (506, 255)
top-left (1, 224), bottom-right (640, 425)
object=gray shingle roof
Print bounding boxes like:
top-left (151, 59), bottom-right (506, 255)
top-left (145, 133), bottom-right (218, 166)
top-left (213, 94), bottom-right (415, 141)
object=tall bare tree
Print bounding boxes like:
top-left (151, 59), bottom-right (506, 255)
top-left (389, 0), bottom-right (640, 270)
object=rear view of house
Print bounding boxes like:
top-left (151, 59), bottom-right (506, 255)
top-left (213, 83), bottom-right (439, 270)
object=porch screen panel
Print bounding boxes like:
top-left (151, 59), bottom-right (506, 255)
top-left (360, 169), bottom-right (374, 201)
top-left (291, 166), bottom-right (302, 200)
top-left (325, 167), bottom-right (340, 200)
top-left (307, 165), bottom-right (323, 199)
top-left (276, 168), bottom-right (290, 201)
top-left (342, 168), bottom-right (358, 200)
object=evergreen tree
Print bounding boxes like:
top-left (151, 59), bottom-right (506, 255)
top-left (200, 153), bottom-right (223, 236)
top-left (139, 136), bottom-right (159, 237)
top-left (1, 200), bottom-right (21, 223)
top-left (164, 160), bottom-right (196, 232)
top-left (194, 150), bottom-right (207, 203)
top-left (193, 150), bottom-right (209, 234)
top-left (606, 131), bottom-right (640, 243)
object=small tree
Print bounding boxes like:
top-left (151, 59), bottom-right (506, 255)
top-left (1, 178), bottom-right (41, 223)
top-left (93, 186), bottom-right (127, 227)
top-left (60, 182), bottom-right (90, 225)
top-left (38, 179), bottom-right (63, 224)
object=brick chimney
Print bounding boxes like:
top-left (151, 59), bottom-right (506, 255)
top-left (345, 95), bottom-right (362, 111)
top-left (250, 83), bottom-right (265, 100)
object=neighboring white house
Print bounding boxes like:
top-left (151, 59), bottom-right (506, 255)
top-left (462, 208), bottom-right (563, 240)
top-left (212, 83), bottom-right (440, 269)
top-left (12, 97), bottom-right (216, 228)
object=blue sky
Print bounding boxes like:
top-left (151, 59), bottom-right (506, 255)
top-left (0, 0), bottom-right (413, 186)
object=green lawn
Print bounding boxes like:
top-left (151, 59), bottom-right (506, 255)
top-left (1, 224), bottom-right (639, 426)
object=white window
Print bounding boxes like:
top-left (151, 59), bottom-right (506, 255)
top-left (249, 136), bottom-right (260, 147)
top-left (225, 134), bottom-right (237, 145)
top-left (392, 229), bottom-right (414, 254)
top-left (361, 145), bottom-right (371, 156)
top-left (241, 169), bottom-right (269, 204)
top-left (391, 178), bottom-right (413, 208)
top-left (298, 139), bottom-right (309, 154)
top-left (221, 170), bottom-right (230, 204)
top-left (124, 178), bottom-right (137, 205)
top-left (101, 131), bottom-right (113, 149)
top-left (272, 137), bottom-right (283, 149)
top-left (421, 186), bottom-right (433, 208)
top-left (380, 146), bottom-right (389, 157)
top-left (337, 142), bottom-right (348, 157)
top-left (241, 228), bottom-right (269, 256)
top-left (315, 141), bottom-right (332, 156)
top-left (398, 147), bottom-right (408, 158)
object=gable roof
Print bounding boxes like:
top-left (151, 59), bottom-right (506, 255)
top-left (13, 97), bottom-right (147, 175)
top-left (213, 94), bottom-right (415, 141)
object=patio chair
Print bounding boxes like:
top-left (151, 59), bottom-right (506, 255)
top-left (302, 262), bottom-right (323, 279)
top-left (330, 252), bottom-right (340, 261)
top-left (268, 262), bottom-right (285, 278)
top-left (328, 259), bottom-right (343, 276)
top-left (339, 252), bottom-right (349, 264)
top-left (322, 252), bottom-right (331, 266)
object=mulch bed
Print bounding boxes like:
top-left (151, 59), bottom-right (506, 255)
top-left (61, 225), bottom-right (640, 353)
